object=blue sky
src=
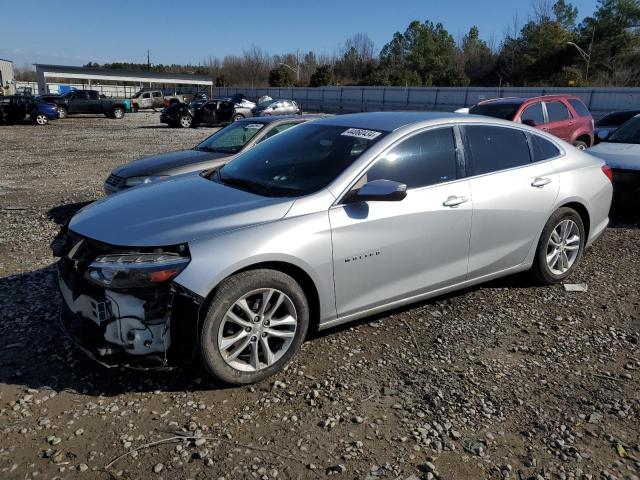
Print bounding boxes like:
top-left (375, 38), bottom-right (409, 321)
top-left (1, 0), bottom-right (598, 68)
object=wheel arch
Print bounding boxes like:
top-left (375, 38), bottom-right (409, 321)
top-left (557, 200), bottom-right (590, 239)
top-left (199, 260), bottom-right (321, 334)
top-left (574, 133), bottom-right (592, 147)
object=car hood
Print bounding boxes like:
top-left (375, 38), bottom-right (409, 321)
top-left (70, 173), bottom-right (294, 246)
top-left (588, 142), bottom-right (640, 170)
top-left (113, 149), bottom-right (232, 177)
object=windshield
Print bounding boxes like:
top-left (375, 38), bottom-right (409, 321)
top-left (607, 116), bottom-right (640, 144)
top-left (596, 111), bottom-right (640, 128)
top-left (196, 121), bottom-right (266, 154)
top-left (131, 91), bottom-right (143, 98)
top-left (258, 99), bottom-right (275, 107)
top-left (214, 123), bottom-right (387, 197)
top-left (470, 102), bottom-right (522, 120)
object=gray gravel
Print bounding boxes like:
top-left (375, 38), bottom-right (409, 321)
top-left (0, 113), bottom-right (639, 479)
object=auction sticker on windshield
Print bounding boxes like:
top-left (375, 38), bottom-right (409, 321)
top-left (245, 124), bottom-right (264, 129)
top-left (341, 128), bottom-right (382, 140)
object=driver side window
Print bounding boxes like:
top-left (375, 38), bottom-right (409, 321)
top-left (358, 127), bottom-right (458, 190)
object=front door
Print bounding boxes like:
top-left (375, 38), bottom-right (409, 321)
top-left (330, 126), bottom-right (472, 318)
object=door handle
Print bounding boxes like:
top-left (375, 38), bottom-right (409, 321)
top-left (531, 177), bottom-right (552, 188)
top-left (443, 195), bottom-right (468, 207)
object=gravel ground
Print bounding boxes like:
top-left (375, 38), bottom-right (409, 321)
top-left (0, 113), bottom-right (638, 480)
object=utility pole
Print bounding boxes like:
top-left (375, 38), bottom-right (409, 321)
top-left (279, 49), bottom-right (300, 84)
top-left (147, 50), bottom-right (151, 71)
top-left (568, 26), bottom-right (595, 82)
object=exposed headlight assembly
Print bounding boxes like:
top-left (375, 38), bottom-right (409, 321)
top-left (124, 175), bottom-right (169, 187)
top-left (86, 253), bottom-right (189, 289)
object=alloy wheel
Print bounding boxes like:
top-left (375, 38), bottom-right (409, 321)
top-left (546, 219), bottom-right (581, 275)
top-left (36, 114), bottom-right (47, 125)
top-left (217, 288), bottom-right (297, 372)
top-left (180, 115), bottom-right (192, 128)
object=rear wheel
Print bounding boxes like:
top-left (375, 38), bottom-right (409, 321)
top-left (112, 107), bottom-right (125, 119)
top-left (199, 269), bottom-right (309, 385)
top-left (57, 107), bottom-right (67, 119)
top-left (232, 113), bottom-right (245, 122)
top-left (531, 207), bottom-right (585, 284)
top-left (179, 114), bottom-right (192, 128)
top-left (34, 113), bottom-right (49, 125)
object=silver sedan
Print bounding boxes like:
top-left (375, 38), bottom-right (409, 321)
top-left (55, 112), bottom-right (612, 384)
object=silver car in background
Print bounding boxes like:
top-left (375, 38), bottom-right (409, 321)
top-left (54, 112), bottom-right (612, 385)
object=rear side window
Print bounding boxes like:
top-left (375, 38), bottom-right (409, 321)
top-left (464, 125), bottom-right (531, 175)
top-left (568, 99), bottom-right (591, 117)
top-left (88, 91), bottom-right (99, 100)
top-left (530, 134), bottom-right (561, 162)
top-left (520, 102), bottom-right (545, 125)
top-left (152, 91), bottom-right (162, 98)
top-left (366, 127), bottom-right (458, 189)
top-left (546, 101), bottom-right (572, 122)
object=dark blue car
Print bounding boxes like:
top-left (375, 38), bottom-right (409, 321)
top-left (0, 95), bottom-right (59, 125)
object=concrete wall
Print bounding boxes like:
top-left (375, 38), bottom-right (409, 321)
top-left (214, 86), bottom-right (640, 118)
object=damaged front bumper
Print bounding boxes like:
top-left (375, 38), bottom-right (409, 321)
top-left (55, 232), bottom-right (204, 371)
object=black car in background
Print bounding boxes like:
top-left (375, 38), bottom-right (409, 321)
top-left (0, 95), bottom-right (60, 125)
top-left (160, 95), bottom-right (254, 128)
top-left (594, 109), bottom-right (640, 143)
top-left (37, 90), bottom-right (128, 119)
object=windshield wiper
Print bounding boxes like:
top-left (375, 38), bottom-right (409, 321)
top-left (218, 173), bottom-right (275, 196)
top-left (196, 146), bottom-right (238, 154)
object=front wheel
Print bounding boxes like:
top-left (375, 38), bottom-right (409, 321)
top-left (57, 107), bottom-right (67, 119)
top-left (178, 114), bottom-right (192, 128)
top-left (200, 269), bottom-right (309, 385)
top-left (232, 113), bottom-right (245, 122)
top-left (34, 113), bottom-right (49, 125)
top-left (531, 207), bottom-right (585, 284)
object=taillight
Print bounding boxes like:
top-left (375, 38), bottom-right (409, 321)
top-left (601, 165), bottom-right (613, 182)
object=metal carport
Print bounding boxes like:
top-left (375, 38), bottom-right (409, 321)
top-left (35, 64), bottom-right (213, 96)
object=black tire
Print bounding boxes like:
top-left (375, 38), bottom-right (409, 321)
top-left (531, 207), bottom-right (585, 284)
top-left (232, 113), bottom-right (245, 122)
top-left (178, 114), bottom-right (192, 128)
top-left (132, 105), bottom-right (139, 113)
top-left (58, 107), bottom-right (67, 119)
top-left (573, 140), bottom-right (588, 151)
top-left (200, 269), bottom-right (309, 385)
top-left (112, 107), bottom-right (125, 119)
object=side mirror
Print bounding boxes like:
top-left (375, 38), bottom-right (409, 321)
top-left (595, 128), bottom-right (610, 141)
top-left (348, 179), bottom-right (407, 202)
top-left (522, 119), bottom-right (538, 127)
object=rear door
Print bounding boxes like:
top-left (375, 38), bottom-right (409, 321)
top-left (462, 125), bottom-right (560, 278)
top-left (140, 91), bottom-right (153, 109)
top-left (330, 126), bottom-right (472, 317)
top-left (152, 91), bottom-right (163, 108)
top-left (543, 100), bottom-right (573, 141)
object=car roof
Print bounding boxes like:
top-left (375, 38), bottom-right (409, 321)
top-left (480, 94), bottom-right (581, 106)
top-left (310, 111), bottom-right (461, 131)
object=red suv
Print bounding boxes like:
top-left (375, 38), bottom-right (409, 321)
top-left (469, 95), bottom-right (594, 150)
